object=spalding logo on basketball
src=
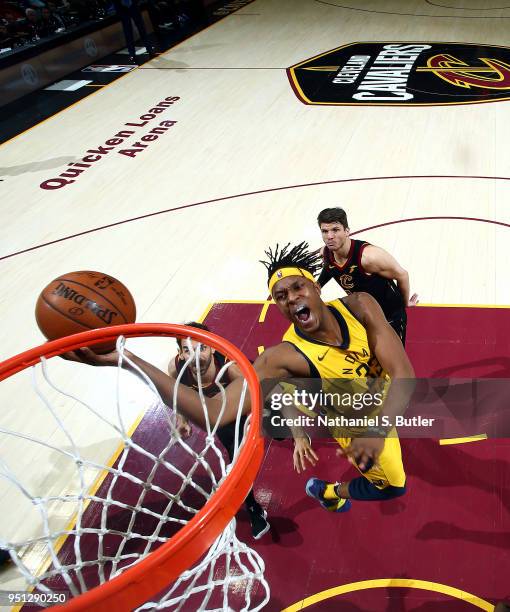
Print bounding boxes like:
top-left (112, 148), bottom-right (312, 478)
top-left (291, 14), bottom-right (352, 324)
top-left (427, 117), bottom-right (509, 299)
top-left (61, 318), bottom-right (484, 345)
top-left (35, 271), bottom-right (136, 352)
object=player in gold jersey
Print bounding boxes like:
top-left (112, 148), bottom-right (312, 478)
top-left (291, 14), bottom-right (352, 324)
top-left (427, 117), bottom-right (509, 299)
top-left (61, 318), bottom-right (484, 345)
top-left (71, 243), bottom-right (414, 513)
top-left (261, 242), bottom-right (414, 511)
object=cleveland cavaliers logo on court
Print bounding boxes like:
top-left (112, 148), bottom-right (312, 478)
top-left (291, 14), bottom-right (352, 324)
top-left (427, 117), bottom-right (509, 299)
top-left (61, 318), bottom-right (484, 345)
top-left (287, 42), bottom-right (510, 106)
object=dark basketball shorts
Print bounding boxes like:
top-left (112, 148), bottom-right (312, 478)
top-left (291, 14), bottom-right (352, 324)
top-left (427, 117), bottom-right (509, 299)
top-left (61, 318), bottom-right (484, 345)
top-left (387, 309), bottom-right (407, 346)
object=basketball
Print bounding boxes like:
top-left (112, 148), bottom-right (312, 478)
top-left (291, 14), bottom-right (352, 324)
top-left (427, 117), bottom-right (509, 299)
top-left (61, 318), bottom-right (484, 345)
top-left (35, 271), bottom-right (136, 352)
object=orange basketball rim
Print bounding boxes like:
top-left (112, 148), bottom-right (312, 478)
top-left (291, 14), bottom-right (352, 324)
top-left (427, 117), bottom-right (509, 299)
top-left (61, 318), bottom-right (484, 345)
top-left (0, 323), bottom-right (264, 611)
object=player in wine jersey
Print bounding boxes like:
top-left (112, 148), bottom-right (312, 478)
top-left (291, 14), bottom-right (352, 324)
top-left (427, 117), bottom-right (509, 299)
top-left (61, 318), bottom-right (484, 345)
top-left (316, 207), bottom-right (418, 345)
top-left (168, 322), bottom-right (270, 540)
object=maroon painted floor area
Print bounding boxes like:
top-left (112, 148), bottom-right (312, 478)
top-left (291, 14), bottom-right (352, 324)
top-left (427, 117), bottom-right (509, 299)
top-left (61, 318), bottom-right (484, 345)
top-left (203, 303), bottom-right (510, 610)
top-left (237, 437), bottom-right (510, 610)
top-left (406, 307), bottom-right (510, 379)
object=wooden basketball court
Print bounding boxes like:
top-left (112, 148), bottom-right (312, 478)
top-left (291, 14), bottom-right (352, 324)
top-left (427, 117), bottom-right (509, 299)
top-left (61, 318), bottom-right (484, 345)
top-left (1, 0), bottom-right (509, 609)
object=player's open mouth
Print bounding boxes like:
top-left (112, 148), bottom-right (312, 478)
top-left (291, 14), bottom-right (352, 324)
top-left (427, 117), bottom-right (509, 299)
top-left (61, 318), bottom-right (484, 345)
top-left (294, 305), bottom-right (311, 323)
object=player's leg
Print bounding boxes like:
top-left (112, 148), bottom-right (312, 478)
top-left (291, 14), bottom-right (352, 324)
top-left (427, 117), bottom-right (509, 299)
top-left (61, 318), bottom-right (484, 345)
top-left (118, 7), bottom-right (136, 59)
top-left (130, 4), bottom-right (154, 55)
top-left (305, 433), bottom-right (352, 511)
top-left (347, 436), bottom-right (406, 500)
top-left (305, 478), bottom-right (352, 513)
top-left (388, 309), bottom-right (407, 346)
top-left (216, 420), bottom-right (270, 539)
top-left (307, 436), bottom-right (406, 510)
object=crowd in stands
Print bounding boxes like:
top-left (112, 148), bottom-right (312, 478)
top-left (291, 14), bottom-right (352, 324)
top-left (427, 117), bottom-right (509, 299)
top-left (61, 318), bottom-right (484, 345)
top-left (0, 0), bottom-right (110, 51)
top-left (0, 0), bottom-right (201, 54)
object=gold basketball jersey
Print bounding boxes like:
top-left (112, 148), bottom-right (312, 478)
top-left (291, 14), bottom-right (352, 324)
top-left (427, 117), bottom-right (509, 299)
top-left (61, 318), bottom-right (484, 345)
top-left (282, 298), bottom-right (384, 381)
top-left (282, 298), bottom-right (405, 489)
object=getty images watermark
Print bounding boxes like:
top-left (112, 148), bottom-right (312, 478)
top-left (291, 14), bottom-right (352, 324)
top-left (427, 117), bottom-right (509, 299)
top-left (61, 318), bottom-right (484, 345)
top-left (261, 378), bottom-right (510, 439)
top-left (267, 385), bottom-right (434, 431)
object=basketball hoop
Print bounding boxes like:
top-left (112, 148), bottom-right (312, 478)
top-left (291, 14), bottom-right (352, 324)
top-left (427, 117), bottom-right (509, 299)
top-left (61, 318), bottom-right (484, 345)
top-left (0, 324), bottom-right (269, 610)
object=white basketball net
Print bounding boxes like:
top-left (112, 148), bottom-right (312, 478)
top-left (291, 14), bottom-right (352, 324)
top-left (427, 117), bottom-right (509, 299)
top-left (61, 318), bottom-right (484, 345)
top-left (0, 335), bottom-right (270, 610)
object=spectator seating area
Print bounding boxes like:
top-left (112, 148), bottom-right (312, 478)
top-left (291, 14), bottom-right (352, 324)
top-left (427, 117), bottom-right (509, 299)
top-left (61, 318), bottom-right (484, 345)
top-left (0, 0), bottom-right (203, 56)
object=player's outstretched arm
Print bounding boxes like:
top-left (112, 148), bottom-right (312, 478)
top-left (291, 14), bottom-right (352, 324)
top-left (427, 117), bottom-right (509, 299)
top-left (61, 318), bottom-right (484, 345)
top-left (166, 358), bottom-right (193, 437)
top-left (67, 343), bottom-right (301, 429)
top-left (65, 347), bottom-right (239, 428)
top-left (361, 245), bottom-right (418, 307)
